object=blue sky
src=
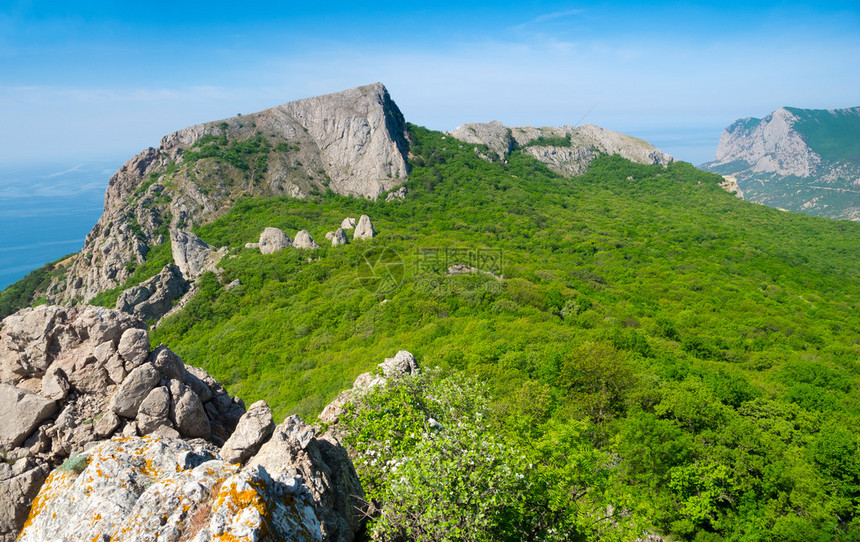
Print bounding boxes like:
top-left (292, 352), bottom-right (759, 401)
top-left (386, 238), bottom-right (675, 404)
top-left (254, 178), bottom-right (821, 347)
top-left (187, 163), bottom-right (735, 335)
top-left (1, 1), bottom-right (858, 166)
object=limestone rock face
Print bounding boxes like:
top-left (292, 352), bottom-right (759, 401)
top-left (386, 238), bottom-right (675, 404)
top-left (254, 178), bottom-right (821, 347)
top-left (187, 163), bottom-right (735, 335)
top-left (115, 263), bottom-right (190, 322)
top-left (279, 83), bottom-right (410, 199)
top-left (709, 108), bottom-right (820, 177)
top-left (171, 230), bottom-right (217, 279)
top-left (294, 230), bottom-right (320, 250)
top-left (17, 436), bottom-right (323, 542)
top-left (220, 400), bottom-right (276, 465)
top-left (449, 122), bottom-right (673, 176)
top-left (331, 228), bottom-right (349, 247)
top-left (352, 215), bottom-right (376, 240)
top-left (259, 227), bottom-right (292, 254)
top-left (701, 106), bottom-right (860, 221)
top-left (340, 217), bottom-right (356, 230)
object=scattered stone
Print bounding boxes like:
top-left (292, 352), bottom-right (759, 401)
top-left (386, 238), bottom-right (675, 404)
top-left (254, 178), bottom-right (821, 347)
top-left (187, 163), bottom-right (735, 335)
top-left (115, 264), bottom-right (189, 322)
top-left (93, 411), bottom-right (120, 438)
top-left (385, 186), bottom-right (407, 202)
top-left (220, 400), bottom-right (276, 464)
top-left (332, 228), bottom-right (349, 247)
top-left (0, 460), bottom-right (49, 542)
top-left (353, 215), bottom-right (375, 240)
top-left (116, 328), bottom-right (150, 368)
top-left (0, 385), bottom-right (57, 449)
top-left (325, 231), bottom-right (335, 240)
top-left (259, 227), bottom-right (292, 254)
top-left (294, 229), bottom-right (320, 249)
top-left (170, 382), bottom-right (211, 439)
top-left (244, 242), bottom-right (259, 248)
top-left (108, 364), bottom-right (160, 418)
top-left (379, 350), bottom-right (419, 378)
top-left (340, 217), bottom-right (356, 230)
top-left (150, 345), bottom-right (185, 382)
top-left (40, 366), bottom-right (70, 401)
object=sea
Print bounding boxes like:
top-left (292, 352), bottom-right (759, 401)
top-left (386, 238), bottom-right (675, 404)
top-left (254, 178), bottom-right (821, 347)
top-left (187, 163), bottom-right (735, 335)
top-left (0, 159), bottom-right (124, 290)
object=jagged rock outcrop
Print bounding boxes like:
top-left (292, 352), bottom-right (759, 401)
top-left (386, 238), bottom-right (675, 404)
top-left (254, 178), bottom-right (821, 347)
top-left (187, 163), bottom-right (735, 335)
top-left (0, 305), bottom-right (245, 541)
top-left (259, 227), bottom-right (292, 254)
top-left (340, 217), bottom-right (356, 230)
top-left (385, 186), bottom-right (407, 202)
top-left (170, 230), bottom-right (225, 280)
top-left (280, 83), bottom-right (410, 199)
top-left (220, 400), bottom-right (276, 464)
top-left (115, 263), bottom-right (190, 322)
top-left (331, 228), bottom-right (349, 247)
top-left (353, 215), bottom-right (376, 240)
top-left (449, 121), bottom-right (673, 176)
top-left (294, 230), bottom-right (320, 249)
top-left (48, 83), bottom-right (410, 307)
top-left (319, 350), bottom-right (418, 424)
top-left (1, 305), bottom-right (369, 542)
top-left (701, 106), bottom-right (860, 221)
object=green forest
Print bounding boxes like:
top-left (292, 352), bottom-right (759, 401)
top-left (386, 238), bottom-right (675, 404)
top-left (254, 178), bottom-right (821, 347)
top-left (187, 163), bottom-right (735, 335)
top-left (145, 125), bottom-right (860, 540)
top-left (5, 123), bottom-right (860, 540)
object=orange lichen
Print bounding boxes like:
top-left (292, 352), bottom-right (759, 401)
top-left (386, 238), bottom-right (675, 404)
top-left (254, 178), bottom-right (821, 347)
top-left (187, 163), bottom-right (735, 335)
top-left (20, 470), bottom-right (77, 530)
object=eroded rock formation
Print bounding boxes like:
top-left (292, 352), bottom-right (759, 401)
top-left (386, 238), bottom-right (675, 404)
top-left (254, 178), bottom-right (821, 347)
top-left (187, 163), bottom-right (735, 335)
top-left (449, 121), bottom-right (674, 176)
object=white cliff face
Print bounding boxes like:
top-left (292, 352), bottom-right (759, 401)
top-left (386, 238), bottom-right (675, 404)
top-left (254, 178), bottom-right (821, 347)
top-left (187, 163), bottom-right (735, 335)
top-left (50, 83), bottom-right (410, 306)
top-left (449, 122), bottom-right (673, 176)
top-left (702, 106), bottom-right (860, 221)
top-left (711, 108), bottom-right (821, 177)
top-left (280, 83), bottom-right (410, 199)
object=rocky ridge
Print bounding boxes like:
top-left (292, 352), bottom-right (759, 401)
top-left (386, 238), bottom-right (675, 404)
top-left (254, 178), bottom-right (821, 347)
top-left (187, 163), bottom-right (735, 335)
top-left (47, 83), bottom-right (409, 307)
top-left (0, 305), bottom-right (373, 542)
top-left (449, 120), bottom-right (674, 176)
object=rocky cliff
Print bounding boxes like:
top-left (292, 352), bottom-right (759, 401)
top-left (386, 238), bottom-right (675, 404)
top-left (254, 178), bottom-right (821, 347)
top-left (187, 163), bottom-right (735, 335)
top-left (701, 106), bottom-right (860, 221)
top-left (0, 305), bottom-right (366, 542)
top-left (47, 83), bottom-right (409, 307)
top-left (448, 121), bottom-right (674, 176)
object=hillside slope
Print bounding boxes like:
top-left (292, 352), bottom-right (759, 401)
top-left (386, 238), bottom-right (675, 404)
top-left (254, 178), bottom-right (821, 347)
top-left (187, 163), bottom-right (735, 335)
top-left (146, 124), bottom-right (860, 540)
top-left (702, 106), bottom-right (860, 220)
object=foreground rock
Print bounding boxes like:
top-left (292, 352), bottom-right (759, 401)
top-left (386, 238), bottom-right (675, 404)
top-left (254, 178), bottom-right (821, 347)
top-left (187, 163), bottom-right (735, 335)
top-left (0, 305), bottom-right (245, 542)
top-left (17, 437), bottom-right (323, 542)
top-left (2, 305), bottom-right (367, 542)
top-left (449, 121), bottom-right (673, 176)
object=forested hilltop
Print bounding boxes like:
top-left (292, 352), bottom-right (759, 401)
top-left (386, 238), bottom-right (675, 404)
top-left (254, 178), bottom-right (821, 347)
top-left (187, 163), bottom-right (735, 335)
top-left (2, 86), bottom-right (860, 540)
top-left (143, 125), bottom-right (860, 540)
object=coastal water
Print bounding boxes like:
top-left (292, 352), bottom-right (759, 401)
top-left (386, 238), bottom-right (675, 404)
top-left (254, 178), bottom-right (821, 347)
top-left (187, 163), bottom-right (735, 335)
top-left (0, 159), bottom-right (123, 290)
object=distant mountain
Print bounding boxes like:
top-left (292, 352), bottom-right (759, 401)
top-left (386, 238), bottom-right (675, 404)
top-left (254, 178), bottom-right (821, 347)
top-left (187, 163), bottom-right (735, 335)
top-left (701, 106), bottom-right (860, 221)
